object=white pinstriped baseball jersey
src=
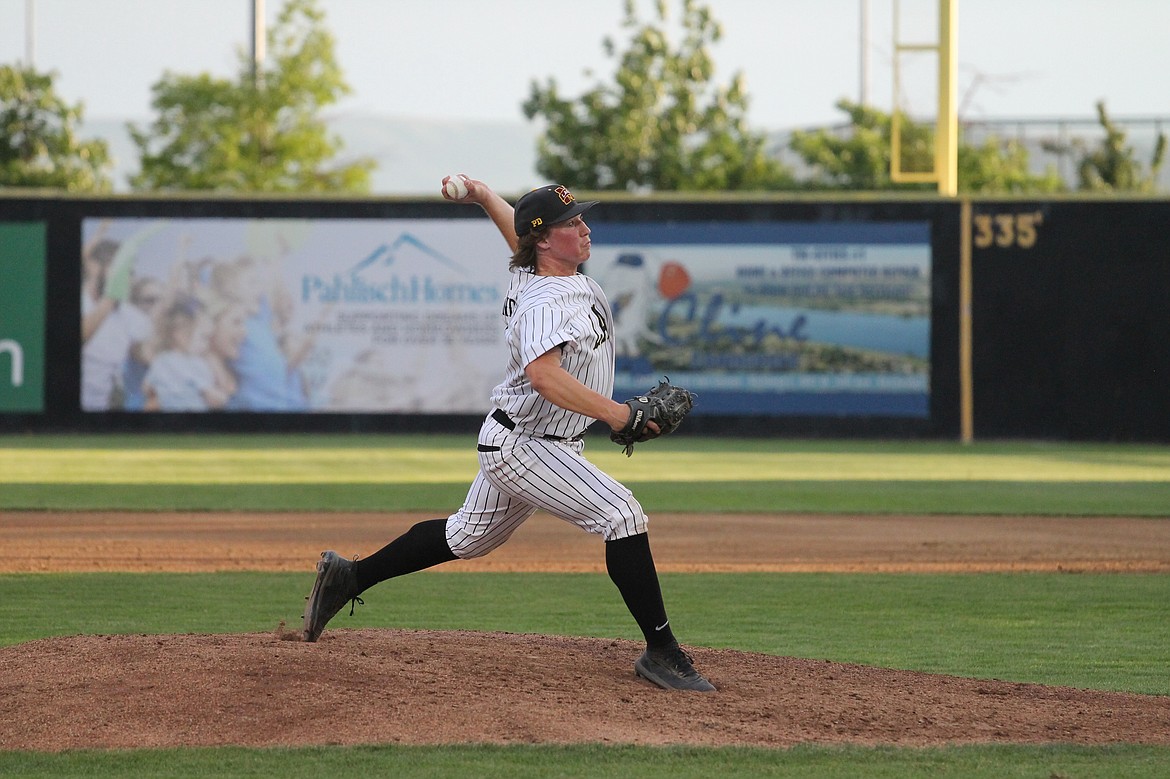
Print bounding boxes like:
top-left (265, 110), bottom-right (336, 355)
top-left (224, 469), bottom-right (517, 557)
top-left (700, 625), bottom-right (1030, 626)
top-left (444, 266), bottom-right (647, 558)
top-left (490, 269), bottom-right (614, 439)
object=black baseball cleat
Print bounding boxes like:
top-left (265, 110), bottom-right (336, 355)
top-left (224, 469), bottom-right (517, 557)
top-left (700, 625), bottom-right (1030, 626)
top-left (302, 550), bottom-right (363, 642)
top-left (634, 644), bottom-right (717, 692)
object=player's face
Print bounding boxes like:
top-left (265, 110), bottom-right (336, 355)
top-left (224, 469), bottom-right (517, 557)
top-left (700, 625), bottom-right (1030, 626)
top-left (543, 216), bottom-right (591, 263)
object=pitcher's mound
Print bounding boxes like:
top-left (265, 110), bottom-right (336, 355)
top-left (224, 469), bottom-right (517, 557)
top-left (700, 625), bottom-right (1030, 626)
top-left (2, 629), bottom-right (1168, 752)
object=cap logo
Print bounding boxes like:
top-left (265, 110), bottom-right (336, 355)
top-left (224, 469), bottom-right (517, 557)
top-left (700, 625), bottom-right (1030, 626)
top-left (530, 217), bottom-right (543, 228)
top-left (554, 186), bottom-right (575, 206)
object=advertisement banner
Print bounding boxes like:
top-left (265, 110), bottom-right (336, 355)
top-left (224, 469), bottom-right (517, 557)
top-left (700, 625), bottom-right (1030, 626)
top-left (78, 217), bottom-right (930, 418)
top-left (0, 222), bottom-right (46, 412)
top-left (80, 218), bottom-right (509, 413)
top-left (588, 222), bottom-right (932, 417)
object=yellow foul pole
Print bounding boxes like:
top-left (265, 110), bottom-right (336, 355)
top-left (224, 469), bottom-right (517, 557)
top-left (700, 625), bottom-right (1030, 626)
top-left (946, 0), bottom-right (970, 441)
top-left (937, 0), bottom-right (958, 196)
top-left (891, 0), bottom-right (959, 195)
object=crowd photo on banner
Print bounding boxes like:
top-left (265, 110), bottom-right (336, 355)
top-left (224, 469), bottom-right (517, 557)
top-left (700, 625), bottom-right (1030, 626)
top-left (81, 219), bottom-right (314, 412)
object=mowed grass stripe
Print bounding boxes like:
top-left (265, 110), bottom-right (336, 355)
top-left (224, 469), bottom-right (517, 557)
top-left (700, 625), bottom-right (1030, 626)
top-left (1, 743), bottom-right (1167, 779)
top-left (4, 481), bottom-right (1170, 515)
top-left (3, 437), bottom-right (1170, 484)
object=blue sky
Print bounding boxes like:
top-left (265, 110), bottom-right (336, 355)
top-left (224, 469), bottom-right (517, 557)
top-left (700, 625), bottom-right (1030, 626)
top-left (2, 0), bottom-right (1167, 128)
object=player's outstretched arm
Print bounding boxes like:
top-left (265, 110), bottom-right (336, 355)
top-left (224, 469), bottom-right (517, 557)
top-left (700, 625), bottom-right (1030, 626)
top-left (441, 174), bottom-right (519, 254)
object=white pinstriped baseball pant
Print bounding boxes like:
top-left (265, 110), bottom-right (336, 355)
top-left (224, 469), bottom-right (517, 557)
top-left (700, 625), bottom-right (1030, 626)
top-left (444, 416), bottom-right (649, 559)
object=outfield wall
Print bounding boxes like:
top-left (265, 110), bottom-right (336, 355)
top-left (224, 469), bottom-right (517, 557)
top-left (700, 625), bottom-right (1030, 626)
top-left (0, 193), bottom-right (1166, 441)
top-left (969, 199), bottom-right (1170, 440)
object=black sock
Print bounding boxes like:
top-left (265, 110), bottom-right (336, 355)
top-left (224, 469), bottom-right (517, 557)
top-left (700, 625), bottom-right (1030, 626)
top-left (352, 518), bottom-right (458, 593)
top-left (605, 532), bottom-right (678, 650)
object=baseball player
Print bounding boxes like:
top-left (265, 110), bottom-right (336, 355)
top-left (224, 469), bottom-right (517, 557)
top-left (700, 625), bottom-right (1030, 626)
top-left (302, 176), bottom-right (715, 692)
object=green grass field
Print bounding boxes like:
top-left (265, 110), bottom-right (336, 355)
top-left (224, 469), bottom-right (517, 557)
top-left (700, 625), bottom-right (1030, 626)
top-left (1, 435), bottom-right (1169, 777)
top-left (3, 434), bottom-right (1170, 514)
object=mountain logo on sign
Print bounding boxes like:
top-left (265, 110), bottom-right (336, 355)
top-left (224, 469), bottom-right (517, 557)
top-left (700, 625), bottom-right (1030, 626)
top-left (301, 232), bottom-right (498, 305)
top-left (350, 232), bottom-right (468, 277)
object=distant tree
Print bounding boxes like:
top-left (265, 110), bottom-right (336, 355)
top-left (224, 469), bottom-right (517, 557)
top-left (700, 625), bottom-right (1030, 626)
top-left (522, 0), bottom-right (793, 191)
top-left (789, 98), bottom-right (1064, 193)
top-left (1072, 100), bottom-right (1166, 193)
top-left (0, 64), bottom-right (112, 191)
top-left (787, 100), bottom-right (919, 190)
top-left (959, 136), bottom-right (1064, 194)
top-left (129, 0), bottom-right (372, 193)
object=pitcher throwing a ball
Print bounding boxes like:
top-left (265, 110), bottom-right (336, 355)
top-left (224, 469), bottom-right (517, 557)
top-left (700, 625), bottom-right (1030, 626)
top-left (302, 175), bottom-right (714, 692)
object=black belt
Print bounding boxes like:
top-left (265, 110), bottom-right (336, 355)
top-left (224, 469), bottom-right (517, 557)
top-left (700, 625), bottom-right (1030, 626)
top-left (489, 408), bottom-right (582, 442)
top-left (491, 408), bottom-right (516, 430)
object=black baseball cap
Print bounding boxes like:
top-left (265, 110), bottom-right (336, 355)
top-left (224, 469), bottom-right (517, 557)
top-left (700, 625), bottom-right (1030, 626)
top-left (513, 184), bottom-right (599, 237)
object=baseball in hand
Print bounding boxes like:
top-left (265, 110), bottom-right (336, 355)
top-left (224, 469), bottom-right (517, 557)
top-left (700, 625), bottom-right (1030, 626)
top-left (444, 174), bottom-right (469, 200)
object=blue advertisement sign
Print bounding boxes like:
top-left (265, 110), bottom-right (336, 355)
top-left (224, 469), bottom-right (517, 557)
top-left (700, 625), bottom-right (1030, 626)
top-left (588, 222), bottom-right (932, 417)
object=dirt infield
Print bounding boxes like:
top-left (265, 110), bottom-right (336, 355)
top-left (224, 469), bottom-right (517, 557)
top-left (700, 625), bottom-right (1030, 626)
top-left (2, 511), bottom-right (1169, 751)
top-left (5, 511), bottom-right (1170, 574)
